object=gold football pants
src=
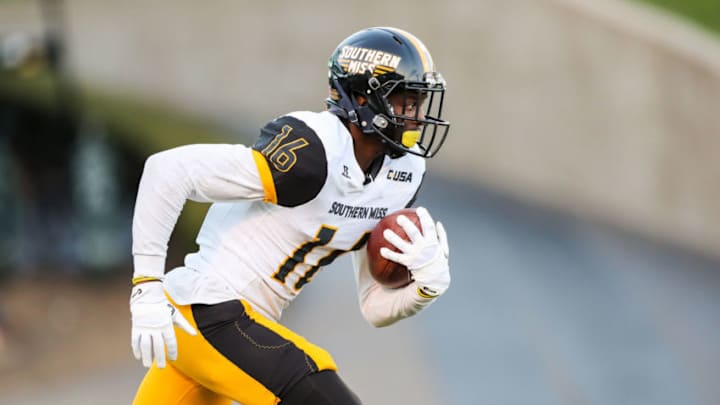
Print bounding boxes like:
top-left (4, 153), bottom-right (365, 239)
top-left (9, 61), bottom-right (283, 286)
top-left (133, 297), bottom-right (337, 405)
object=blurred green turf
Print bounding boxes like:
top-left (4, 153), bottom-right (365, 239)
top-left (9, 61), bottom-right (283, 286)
top-left (634, 0), bottom-right (720, 36)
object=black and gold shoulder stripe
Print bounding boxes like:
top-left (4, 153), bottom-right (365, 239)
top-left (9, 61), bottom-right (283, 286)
top-left (252, 115), bottom-right (328, 207)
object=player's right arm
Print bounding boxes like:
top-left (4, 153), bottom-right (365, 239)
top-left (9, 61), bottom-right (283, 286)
top-left (132, 143), bottom-right (267, 276)
top-left (131, 115), bottom-right (327, 368)
top-left (133, 114), bottom-right (327, 289)
top-left (131, 143), bottom-right (267, 368)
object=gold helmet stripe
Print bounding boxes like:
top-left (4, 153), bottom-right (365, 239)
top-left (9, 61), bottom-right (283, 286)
top-left (384, 27), bottom-right (433, 73)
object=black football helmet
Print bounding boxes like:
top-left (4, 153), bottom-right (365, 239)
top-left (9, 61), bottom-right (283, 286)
top-left (326, 27), bottom-right (450, 158)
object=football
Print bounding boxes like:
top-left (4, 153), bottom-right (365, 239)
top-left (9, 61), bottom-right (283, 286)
top-left (366, 208), bottom-right (421, 289)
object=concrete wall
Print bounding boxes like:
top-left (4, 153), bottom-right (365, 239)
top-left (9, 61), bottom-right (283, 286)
top-left (2, 0), bottom-right (719, 257)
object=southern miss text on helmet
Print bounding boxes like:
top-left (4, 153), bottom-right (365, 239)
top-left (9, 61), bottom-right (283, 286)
top-left (326, 27), bottom-right (450, 159)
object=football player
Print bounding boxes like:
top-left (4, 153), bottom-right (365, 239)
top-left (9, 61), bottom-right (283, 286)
top-left (130, 27), bottom-right (452, 405)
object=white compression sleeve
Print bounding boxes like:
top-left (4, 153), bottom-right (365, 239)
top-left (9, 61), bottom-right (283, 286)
top-left (351, 249), bottom-right (436, 327)
top-left (131, 144), bottom-right (266, 278)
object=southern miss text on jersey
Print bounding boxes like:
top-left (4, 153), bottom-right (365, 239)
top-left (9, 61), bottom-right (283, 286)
top-left (162, 111), bottom-right (425, 321)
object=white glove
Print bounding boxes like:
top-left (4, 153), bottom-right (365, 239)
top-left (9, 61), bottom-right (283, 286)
top-left (130, 281), bottom-right (196, 368)
top-left (380, 207), bottom-right (450, 298)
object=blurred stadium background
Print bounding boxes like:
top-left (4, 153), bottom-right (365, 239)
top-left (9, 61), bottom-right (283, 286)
top-left (0, 0), bottom-right (719, 404)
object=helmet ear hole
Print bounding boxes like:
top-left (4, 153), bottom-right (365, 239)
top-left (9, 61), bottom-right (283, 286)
top-left (368, 77), bottom-right (382, 91)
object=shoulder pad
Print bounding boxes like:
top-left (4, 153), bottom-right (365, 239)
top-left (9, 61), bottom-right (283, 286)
top-left (252, 115), bottom-right (328, 207)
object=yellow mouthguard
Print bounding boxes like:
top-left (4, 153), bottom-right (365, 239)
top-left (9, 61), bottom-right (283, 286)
top-left (401, 130), bottom-right (420, 147)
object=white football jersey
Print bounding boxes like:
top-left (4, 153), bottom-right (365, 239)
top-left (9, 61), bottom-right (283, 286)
top-left (159, 111), bottom-right (426, 320)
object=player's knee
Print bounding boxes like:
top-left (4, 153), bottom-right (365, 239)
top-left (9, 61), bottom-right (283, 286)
top-left (281, 370), bottom-right (361, 405)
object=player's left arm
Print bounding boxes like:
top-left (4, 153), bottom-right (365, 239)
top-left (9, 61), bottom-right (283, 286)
top-left (351, 208), bottom-right (450, 328)
top-left (352, 250), bottom-right (434, 328)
